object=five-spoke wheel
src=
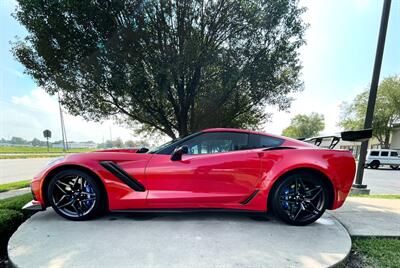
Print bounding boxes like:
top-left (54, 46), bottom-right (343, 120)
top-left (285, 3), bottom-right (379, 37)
top-left (272, 172), bottom-right (328, 226)
top-left (47, 169), bottom-right (105, 220)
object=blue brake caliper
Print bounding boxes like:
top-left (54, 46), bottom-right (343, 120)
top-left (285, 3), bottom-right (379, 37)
top-left (282, 187), bottom-right (290, 209)
top-left (84, 184), bottom-right (95, 207)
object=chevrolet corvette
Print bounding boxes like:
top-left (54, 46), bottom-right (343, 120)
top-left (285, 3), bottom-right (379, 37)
top-left (23, 128), bottom-right (371, 225)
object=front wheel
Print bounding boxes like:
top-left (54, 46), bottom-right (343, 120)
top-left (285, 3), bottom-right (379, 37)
top-left (271, 172), bottom-right (328, 226)
top-left (390, 165), bottom-right (399, 170)
top-left (47, 169), bottom-right (105, 220)
top-left (369, 161), bottom-right (380, 169)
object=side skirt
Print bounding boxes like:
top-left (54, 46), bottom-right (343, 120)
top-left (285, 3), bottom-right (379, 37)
top-left (110, 208), bottom-right (266, 214)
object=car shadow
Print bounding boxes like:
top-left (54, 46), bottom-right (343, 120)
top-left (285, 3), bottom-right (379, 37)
top-left (105, 211), bottom-right (273, 222)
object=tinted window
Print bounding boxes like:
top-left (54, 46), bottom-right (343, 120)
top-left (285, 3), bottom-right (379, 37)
top-left (184, 132), bottom-right (248, 155)
top-left (381, 151), bottom-right (389, 157)
top-left (248, 134), bottom-right (283, 149)
top-left (370, 151), bottom-right (379, 156)
top-left (390, 151), bottom-right (399, 157)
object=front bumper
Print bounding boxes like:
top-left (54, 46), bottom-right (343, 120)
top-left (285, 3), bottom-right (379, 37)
top-left (22, 200), bottom-right (46, 211)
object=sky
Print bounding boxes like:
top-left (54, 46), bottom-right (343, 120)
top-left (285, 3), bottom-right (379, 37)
top-left (0, 0), bottom-right (399, 144)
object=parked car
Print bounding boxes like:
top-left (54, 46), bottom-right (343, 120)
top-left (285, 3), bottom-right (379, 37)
top-left (23, 128), bottom-right (369, 226)
top-left (365, 149), bottom-right (400, 170)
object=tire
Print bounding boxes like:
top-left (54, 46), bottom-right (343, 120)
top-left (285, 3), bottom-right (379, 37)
top-left (271, 172), bottom-right (328, 226)
top-left (47, 169), bottom-right (105, 221)
top-left (390, 165), bottom-right (399, 170)
top-left (369, 160), bottom-right (380, 169)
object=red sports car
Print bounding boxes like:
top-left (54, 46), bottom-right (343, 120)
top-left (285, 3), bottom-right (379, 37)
top-left (24, 128), bottom-right (370, 225)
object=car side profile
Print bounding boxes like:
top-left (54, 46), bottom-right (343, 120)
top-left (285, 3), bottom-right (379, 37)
top-left (365, 149), bottom-right (400, 169)
top-left (24, 128), bottom-right (365, 226)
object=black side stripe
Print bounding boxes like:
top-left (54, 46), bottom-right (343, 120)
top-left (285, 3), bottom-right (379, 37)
top-left (100, 161), bottom-right (145, 192)
top-left (240, 189), bottom-right (260, 205)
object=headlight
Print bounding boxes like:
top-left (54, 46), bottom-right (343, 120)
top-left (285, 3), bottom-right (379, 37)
top-left (45, 156), bottom-right (64, 167)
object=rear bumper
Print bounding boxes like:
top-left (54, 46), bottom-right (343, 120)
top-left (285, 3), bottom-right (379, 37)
top-left (22, 200), bottom-right (46, 211)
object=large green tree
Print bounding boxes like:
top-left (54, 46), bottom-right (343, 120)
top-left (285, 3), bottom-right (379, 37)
top-left (12, 0), bottom-right (306, 138)
top-left (282, 112), bottom-right (325, 138)
top-left (339, 76), bottom-right (400, 148)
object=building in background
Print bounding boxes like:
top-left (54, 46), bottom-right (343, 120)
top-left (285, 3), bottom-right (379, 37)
top-left (52, 141), bottom-right (97, 149)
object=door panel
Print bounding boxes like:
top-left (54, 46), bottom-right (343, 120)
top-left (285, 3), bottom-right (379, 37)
top-left (145, 150), bottom-right (262, 206)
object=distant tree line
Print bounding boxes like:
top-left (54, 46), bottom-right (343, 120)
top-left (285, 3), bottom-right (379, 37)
top-left (97, 138), bottom-right (150, 149)
top-left (0, 136), bottom-right (152, 149)
top-left (0, 137), bottom-right (48, 147)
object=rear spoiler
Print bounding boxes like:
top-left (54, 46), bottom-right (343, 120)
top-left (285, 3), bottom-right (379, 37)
top-left (301, 129), bottom-right (372, 149)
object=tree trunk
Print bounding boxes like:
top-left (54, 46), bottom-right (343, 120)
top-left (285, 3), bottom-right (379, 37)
top-left (383, 131), bottom-right (391, 149)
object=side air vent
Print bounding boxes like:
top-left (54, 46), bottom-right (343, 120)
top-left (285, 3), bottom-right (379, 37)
top-left (241, 189), bottom-right (260, 205)
top-left (100, 161), bottom-right (145, 192)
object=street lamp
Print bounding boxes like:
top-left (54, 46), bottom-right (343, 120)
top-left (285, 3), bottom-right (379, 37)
top-left (353, 0), bottom-right (391, 194)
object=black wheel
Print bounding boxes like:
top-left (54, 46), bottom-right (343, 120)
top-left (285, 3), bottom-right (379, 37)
top-left (47, 169), bottom-right (105, 220)
top-left (271, 172), bottom-right (328, 226)
top-left (390, 165), bottom-right (399, 170)
top-left (369, 160), bottom-right (380, 169)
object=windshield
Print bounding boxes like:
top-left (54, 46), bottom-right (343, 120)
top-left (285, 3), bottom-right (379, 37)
top-left (147, 138), bottom-right (180, 154)
top-left (147, 132), bottom-right (200, 154)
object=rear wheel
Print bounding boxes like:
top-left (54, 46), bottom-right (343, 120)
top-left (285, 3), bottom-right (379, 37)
top-left (390, 165), bottom-right (399, 170)
top-left (271, 172), bottom-right (328, 226)
top-left (369, 160), bottom-right (380, 169)
top-left (47, 169), bottom-right (105, 220)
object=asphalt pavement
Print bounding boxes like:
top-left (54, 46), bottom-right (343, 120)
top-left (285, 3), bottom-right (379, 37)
top-left (362, 167), bottom-right (400, 194)
top-left (0, 158), bottom-right (52, 184)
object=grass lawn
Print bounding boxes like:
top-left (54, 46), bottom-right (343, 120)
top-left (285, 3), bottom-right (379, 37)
top-left (345, 238), bottom-right (400, 268)
top-left (0, 180), bottom-right (31, 193)
top-left (350, 194), bottom-right (400, 199)
top-left (0, 193), bottom-right (33, 264)
top-left (0, 146), bottom-right (92, 154)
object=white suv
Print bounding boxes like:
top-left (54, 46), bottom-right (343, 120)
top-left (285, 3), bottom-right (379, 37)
top-left (365, 149), bottom-right (400, 170)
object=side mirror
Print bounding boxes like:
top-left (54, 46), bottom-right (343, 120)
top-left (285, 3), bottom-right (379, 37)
top-left (136, 147), bottom-right (149, 153)
top-left (171, 145), bottom-right (189, 161)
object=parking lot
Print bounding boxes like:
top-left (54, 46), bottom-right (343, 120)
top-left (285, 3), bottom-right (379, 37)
top-left (362, 167), bottom-right (400, 194)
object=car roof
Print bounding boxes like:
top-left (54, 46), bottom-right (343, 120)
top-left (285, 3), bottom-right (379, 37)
top-left (201, 128), bottom-right (314, 147)
top-left (202, 128), bottom-right (281, 138)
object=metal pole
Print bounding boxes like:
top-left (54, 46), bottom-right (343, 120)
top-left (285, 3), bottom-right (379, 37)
top-left (354, 0), bottom-right (391, 187)
top-left (58, 92), bottom-right (66, 152)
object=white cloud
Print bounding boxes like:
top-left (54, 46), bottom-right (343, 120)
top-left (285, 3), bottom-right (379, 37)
top-left (2, 87), bottom-right (141, 143)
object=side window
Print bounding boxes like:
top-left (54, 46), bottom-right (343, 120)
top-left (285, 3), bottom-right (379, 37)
top-left (380, 151), bottom-right (389, 157)
top-left (248, 134), bottom-right (284, 149)
top-left (370, 151), bottom-right (379, 156)
top-left (184, 132), bottom-right (249, 155)
top-left (390, 151), bottom-right (398, 157)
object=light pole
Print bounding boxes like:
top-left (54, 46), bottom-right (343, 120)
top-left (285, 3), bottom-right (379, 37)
top-left (353, 0), bottom-right (391, 193)
top-left (58, 91), bottom-right (68, 152)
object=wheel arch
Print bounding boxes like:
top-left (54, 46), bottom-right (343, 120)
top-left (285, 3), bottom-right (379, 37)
top-left (41, 164), bottom-right (108, 208)
top-left (266, 167), bottom-right (335, 211)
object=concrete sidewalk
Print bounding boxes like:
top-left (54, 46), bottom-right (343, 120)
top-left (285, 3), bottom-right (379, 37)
top-left (9, 210), bottom-right (351, 268)
top-left (330, 197), bottom-right (400, 237)
top-left (0, 187), bottom-right (31, 200)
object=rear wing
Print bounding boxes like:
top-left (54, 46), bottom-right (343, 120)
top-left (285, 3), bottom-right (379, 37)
top-left (301, 129), bottom-right (372, 149)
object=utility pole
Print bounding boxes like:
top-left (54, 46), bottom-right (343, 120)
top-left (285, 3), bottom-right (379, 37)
top-left (58, 92), bottom-right (68, 152)
top-left (353, 0), bottom-right (391, 193)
